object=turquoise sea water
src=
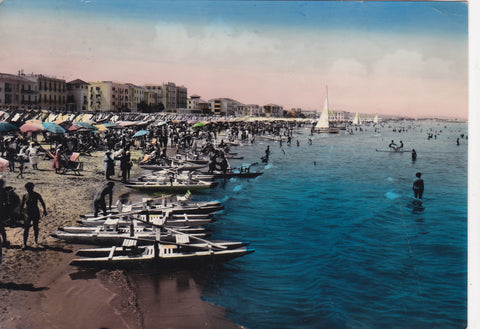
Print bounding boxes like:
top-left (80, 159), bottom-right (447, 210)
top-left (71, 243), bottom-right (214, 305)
top-left (198, 121), bottom-right (468, 329)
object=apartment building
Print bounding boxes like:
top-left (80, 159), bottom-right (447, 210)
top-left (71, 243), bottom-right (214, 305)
top-left (66, 79), bottom-right (89, 112)
top-left (209, 98), bottom-right (240, 116)
top-left (263, 104), bottom-right (283, 117)
top-left (0, 73), bottom-right (37, 110)
top-left (127, 83), bottom-right (144, 111)
top-left (143, 89), bottom-right (157, 108)
top-left (144, 84), bottom-right (162, 109)
top-left (88, 81), bottom-right (129, 112)
top-left (187, 95), bottom-right (211, 114)
top-left (245, 104), bottom-right (262, 117)
top-left (25, 73), bottom-right (66, 111)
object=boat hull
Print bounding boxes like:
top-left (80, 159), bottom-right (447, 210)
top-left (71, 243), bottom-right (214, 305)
top-left (125, 181), bottom-right (217, 193)
top-left (70, 245), bottom-right (255, 269)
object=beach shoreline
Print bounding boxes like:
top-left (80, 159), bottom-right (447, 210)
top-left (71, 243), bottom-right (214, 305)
top-left (0, 148), bottom-right (244, 329)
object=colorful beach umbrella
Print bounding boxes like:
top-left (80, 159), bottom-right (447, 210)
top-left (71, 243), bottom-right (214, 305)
top-left (0, 122), bottom-right (18, 132)
top-left (74, 121), bottom-right (95, 130)
top-left (192, 122), bottom-right (206, 128)
top-left (133, 129), bottom-right (149, 137)
top-left (102, 122), bottom-right (118, 128)
top-left (42, 122), bottom-right (66, 134)
top-left (20, 122), bottom-right (46, 133)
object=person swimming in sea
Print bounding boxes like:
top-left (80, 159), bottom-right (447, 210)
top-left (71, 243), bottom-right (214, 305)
top-left (411, 149), bottom-right (417, 161)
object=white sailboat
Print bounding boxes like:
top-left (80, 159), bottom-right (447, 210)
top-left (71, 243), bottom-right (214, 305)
top-left (352, 113), bottom-right (361, 125)
top-left (373, 114), bottom-right (379, 124)
top-left (314, 87), bottom-right (339, 133)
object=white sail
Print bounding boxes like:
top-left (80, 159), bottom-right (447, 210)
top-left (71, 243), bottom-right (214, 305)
top-left (353, 113), bottom-right (360, 125)
top-left (314, 86), bottom-right (339, 133)
top-left (315, 97), bottom-right (330, 129)
top-left (373, 115), bottom-right (379, 124)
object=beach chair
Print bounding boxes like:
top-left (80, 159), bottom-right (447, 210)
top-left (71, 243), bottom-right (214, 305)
top-left (61, 152), bottom-right (83, 175)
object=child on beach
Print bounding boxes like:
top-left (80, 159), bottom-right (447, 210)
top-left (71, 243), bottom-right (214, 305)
top-left (21, 182), bottom-right (47, 248)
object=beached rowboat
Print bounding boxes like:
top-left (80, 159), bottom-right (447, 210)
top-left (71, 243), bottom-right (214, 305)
top-left (51, 229), bottom-right (209, 246)
top-left (125, 180), bottom-right (217, 193)
top-left (70, 243), bottom-right (254, 268)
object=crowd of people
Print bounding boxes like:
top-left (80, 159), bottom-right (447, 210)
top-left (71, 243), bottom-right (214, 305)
top-left (0, 111), bottom-right (307, 262)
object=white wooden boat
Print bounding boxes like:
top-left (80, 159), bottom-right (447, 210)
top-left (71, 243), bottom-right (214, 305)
top-left (125, 179), bottom-right (216, 193)
top-left (70, 243), bottom-right (254, 268)
top-left (52, 227), bottom-right (209, 246)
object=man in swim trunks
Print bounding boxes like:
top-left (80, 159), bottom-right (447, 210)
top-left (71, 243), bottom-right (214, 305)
top-left (21, 182), bottom-right (47, 248)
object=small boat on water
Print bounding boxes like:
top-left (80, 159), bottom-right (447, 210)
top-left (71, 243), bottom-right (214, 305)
top-left (375, 148), bottom-right (412, 153)
top-left (70, 243), bottom-right (255, 269)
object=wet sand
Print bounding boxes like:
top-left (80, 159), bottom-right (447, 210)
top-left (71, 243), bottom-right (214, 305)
top-left (0, 148), bottom-right (243, 329)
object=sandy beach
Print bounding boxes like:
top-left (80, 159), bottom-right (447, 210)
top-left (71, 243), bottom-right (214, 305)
top-left (0, 148), bottom-right (243, 329)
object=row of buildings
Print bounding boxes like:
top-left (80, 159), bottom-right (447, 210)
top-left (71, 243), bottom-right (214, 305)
top-left (0, 70), bottom-right (296, 118)
top-left (1, 70), bottom-right (374, 121)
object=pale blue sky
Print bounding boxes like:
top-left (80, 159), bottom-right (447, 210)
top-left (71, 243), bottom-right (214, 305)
top-left (0, 1), bottom-right (468, 118)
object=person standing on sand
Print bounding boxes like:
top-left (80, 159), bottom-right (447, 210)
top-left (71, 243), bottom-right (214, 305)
top-left (119, 150), bottom-right (131, 183)
top-left (0, 178), bottom-right (10, 247)
top-left (21, 182), bottom-right (47, 248)
top-left (94, 182), bottom-right (115, 217)
top-left (27, 142), bottom-right (39, 170)
top-left (104, 151), bottom-right (115, 180)
top-left (52, 148), bottom-right (62, 174)
top-left (413, 172), bottom-right (424, 200)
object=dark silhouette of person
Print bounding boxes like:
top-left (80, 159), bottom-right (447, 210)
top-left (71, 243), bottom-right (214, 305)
top-left (411, 149), bottom-right (417, 161)
top-left (413, 172), bottom-right (424, 199)
top-left (104, 152), bottom-right (115, 180)
top-left (94, 182), bottom-right (115, 217)
top-left (220, 156), bottom-right (229, 176)
top-left (21, 182), bottom-right (47, 248)
top-left (0, 179), bottom-right (9, 247)
top-left (119, 150), bottom-right (130, 183)
top-left (389, 140), bottom-right (397, 151)
top-left (262, 145), bottom-right (271, 163)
